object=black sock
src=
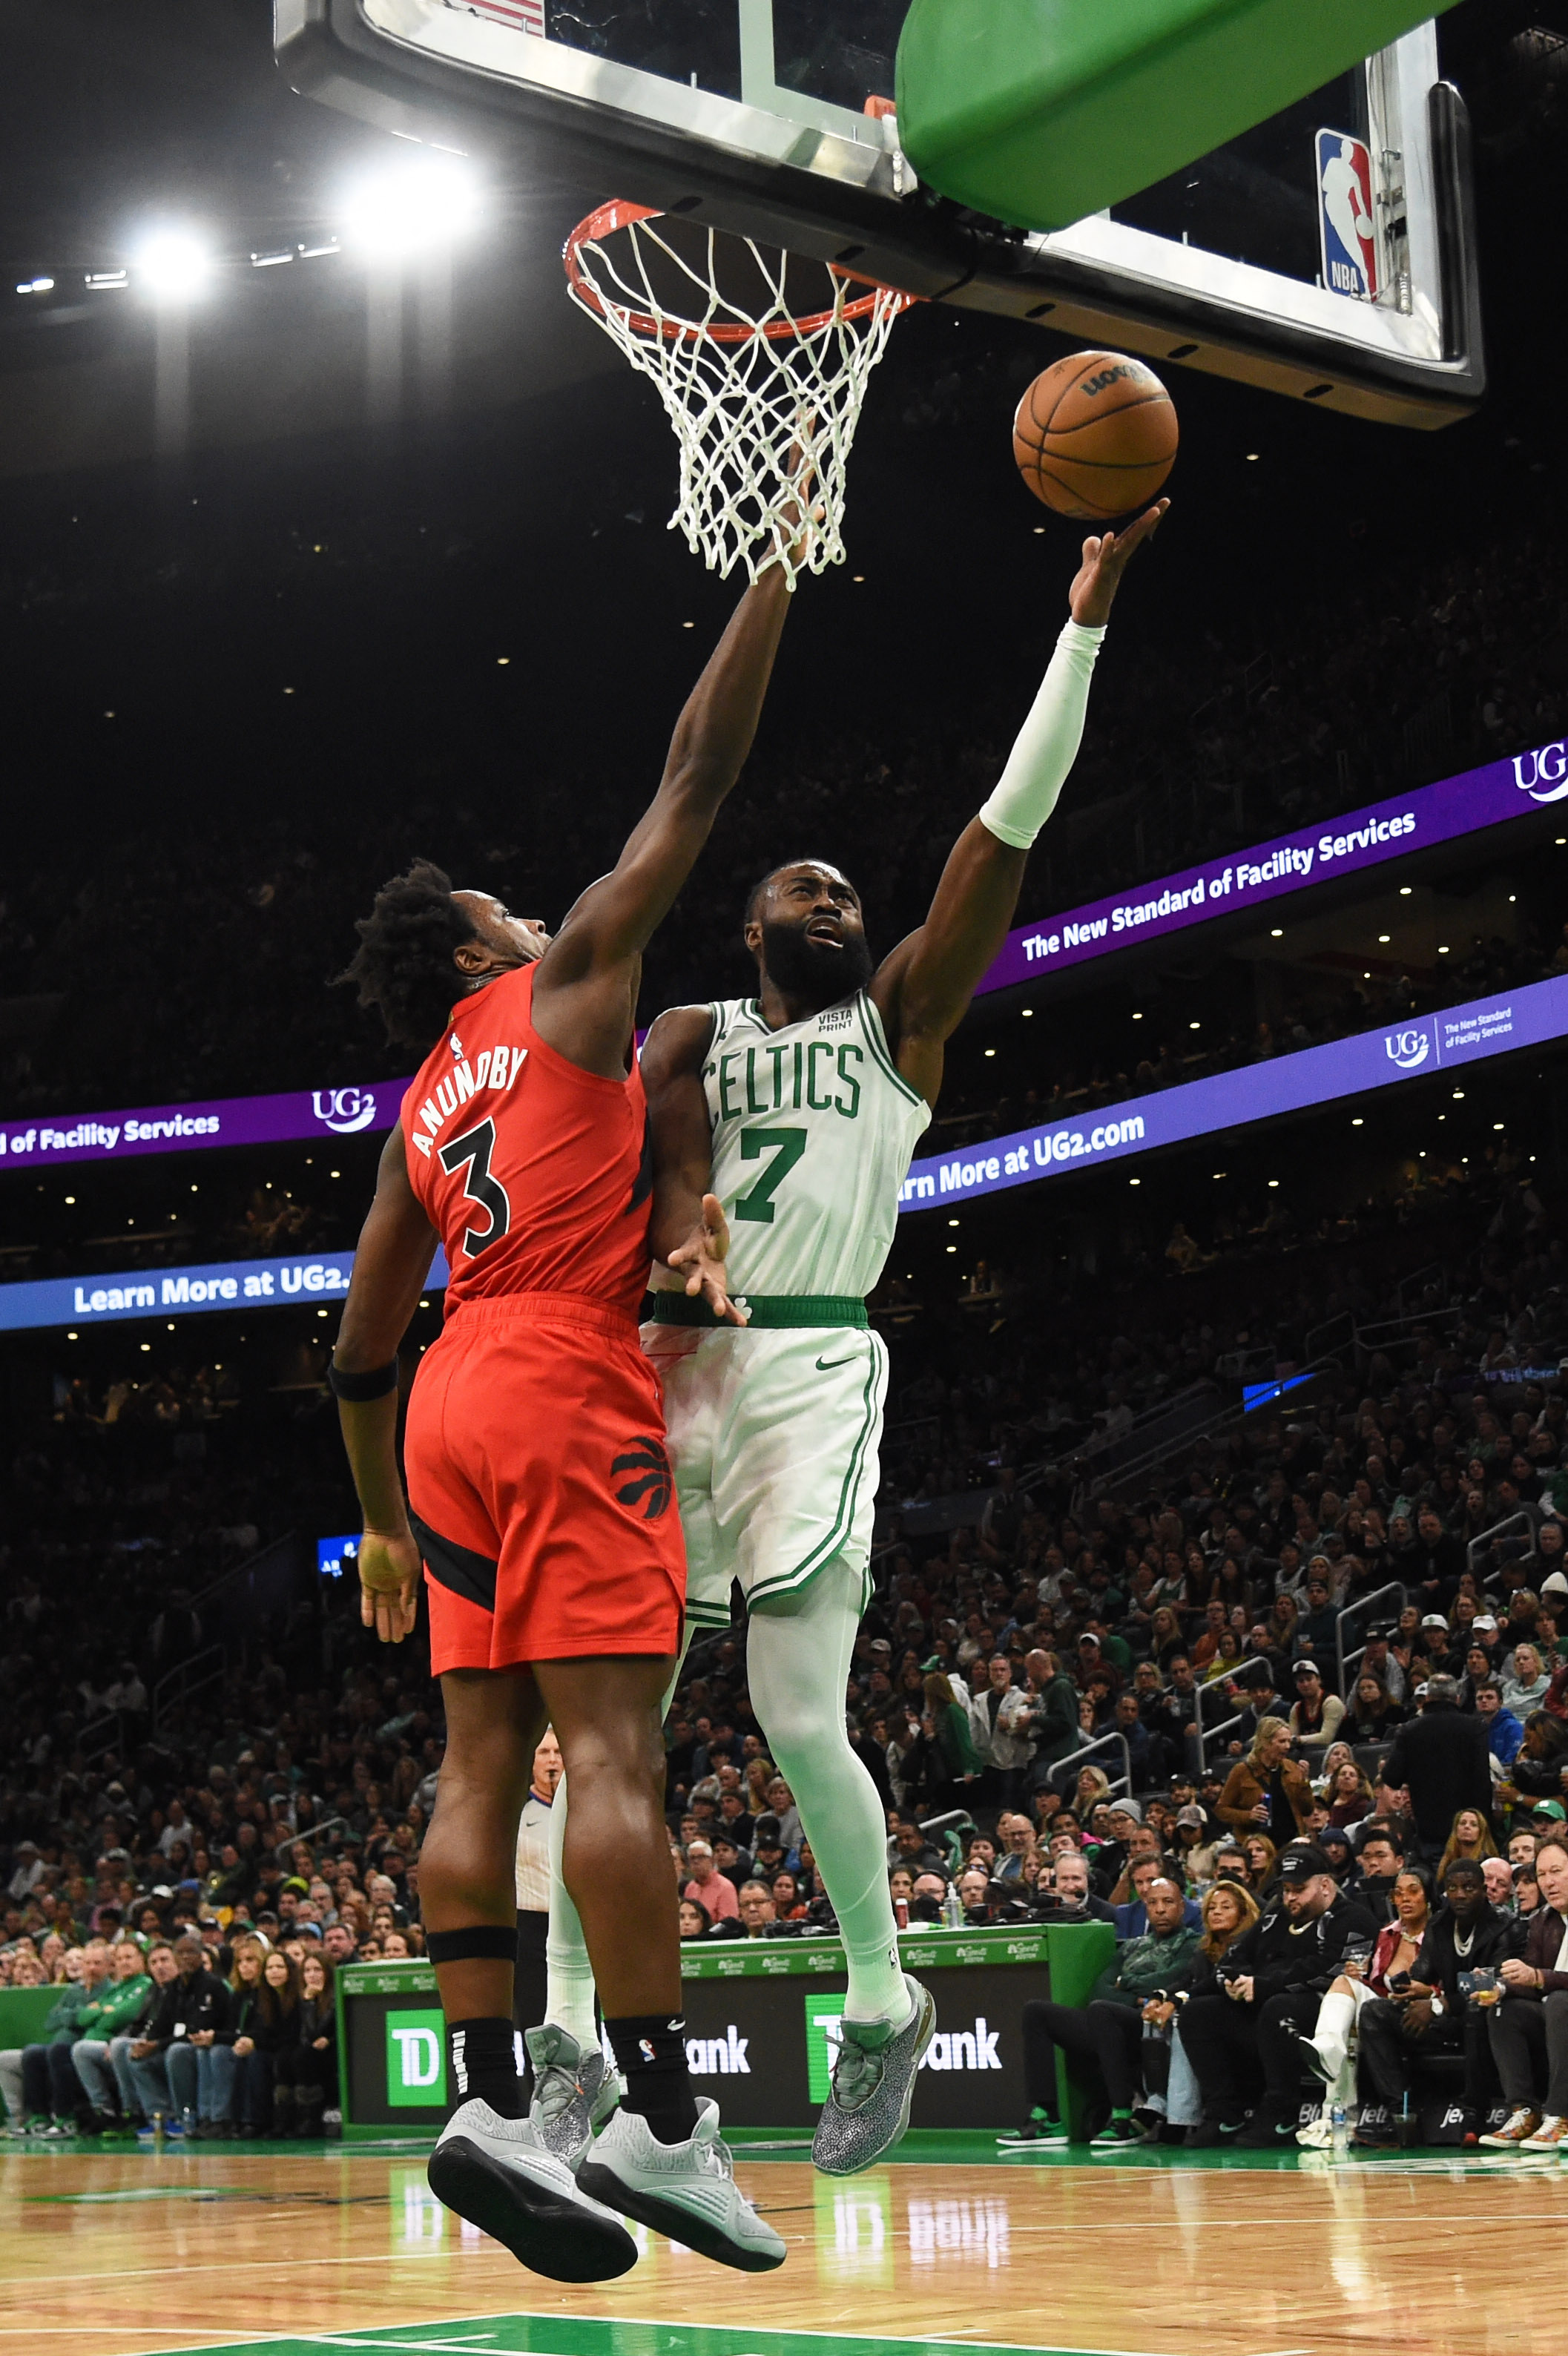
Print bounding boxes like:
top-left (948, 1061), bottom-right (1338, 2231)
top-left (448, 2016), bottom-right (523, 2119)
top-left (605, 2013), bottom-right (699, 2145)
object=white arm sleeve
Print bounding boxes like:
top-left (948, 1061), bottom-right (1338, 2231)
top-left (977, 617), bottom-right (1106, 850)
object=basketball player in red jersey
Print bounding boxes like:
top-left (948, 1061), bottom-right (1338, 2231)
top-left (329, 556), bottom-right (799, 2280)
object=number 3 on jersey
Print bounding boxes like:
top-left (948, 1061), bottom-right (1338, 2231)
top-left (439, 1117), bottom-right (512, 1257)
top-left (733, 1126), bottom-right (806, 1225)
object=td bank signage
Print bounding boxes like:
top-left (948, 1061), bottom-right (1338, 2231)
top-left (386, 2010), bottom-right (447, 2107)
top-left (337, 1938), bottom-right (1073, 2134)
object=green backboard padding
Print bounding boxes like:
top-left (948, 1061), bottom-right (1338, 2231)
top-left (895, 0), bottom-right (1460, 232)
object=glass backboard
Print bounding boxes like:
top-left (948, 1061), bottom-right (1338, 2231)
top-left (275, 1), bottom-right (1482, 427)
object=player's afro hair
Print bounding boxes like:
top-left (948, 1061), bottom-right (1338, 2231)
top-left (337, 859), bottom-right (478, 1050)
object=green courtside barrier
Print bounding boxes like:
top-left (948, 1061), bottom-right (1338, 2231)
top-left (335, 1925), bottom-right (1116, 2141)
top-left (0, 1985), bottom-right (61, 2050)
top-left (895, 0), bottom-right (1462, 230)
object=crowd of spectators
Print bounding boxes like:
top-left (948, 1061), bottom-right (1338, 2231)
top-left (656, 1152), bottom-right (1568, 2150)
top-left (0, 1351), bottom-right (438, 2140)
top-left (4, 1067), bottom-right (1568, 2152)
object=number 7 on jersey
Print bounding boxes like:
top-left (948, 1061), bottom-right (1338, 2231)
top-left (732, 1126), bottom-right (806, 1225)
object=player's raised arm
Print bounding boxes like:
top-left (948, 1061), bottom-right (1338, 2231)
top-left (332, 1125), bottom-right (440, 1643)
top-left (532, 554), bottom-right (799, 1072)
top-left (871, 501), bottom-right (1167, 1106)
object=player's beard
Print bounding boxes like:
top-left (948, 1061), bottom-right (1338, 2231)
top-left (759, 918), bottom-right (873, 1007)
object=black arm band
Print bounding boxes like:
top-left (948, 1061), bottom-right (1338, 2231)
top-left (329, 1358), bottom-right (400, 1403)
top-left (426, 1925), bottom-right (519, 1965)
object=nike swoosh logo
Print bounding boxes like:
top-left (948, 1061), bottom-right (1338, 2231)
top-left (815, 1352), bottom-right (857, 1371)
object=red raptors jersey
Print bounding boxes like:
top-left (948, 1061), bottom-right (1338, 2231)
top-left (401, 964), bottom-right (653, 1320)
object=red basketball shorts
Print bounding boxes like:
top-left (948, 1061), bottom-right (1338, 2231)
top-left (403, 1292), bottom-right (686, 1675)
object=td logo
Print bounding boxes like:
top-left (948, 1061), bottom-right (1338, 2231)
top-left (803, 1995), bottom-right (1002, 2100)
top-left (386, 2008), bottom-right (447, 2107)
top-left (806, 1997), bottom-right (847, 2102)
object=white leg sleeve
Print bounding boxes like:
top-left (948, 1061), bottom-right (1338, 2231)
top-left (748, 1561), bottom-right (909, 2024)
top-left (542, 1774), bottom-right (599, 2050)
top-left (977, 618), bottom-right (1106, 849)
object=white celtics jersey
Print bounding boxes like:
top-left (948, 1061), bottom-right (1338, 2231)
top-left (699, 990), bottom-right (929, 1300)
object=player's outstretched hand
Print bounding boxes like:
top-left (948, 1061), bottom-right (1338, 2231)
top-left (1068, 498), bottom-right (1168, 629)
top-left (667, 1191), bottom-right (750, 1326)
top-left (359, 1527), bottom-right (421, 1644)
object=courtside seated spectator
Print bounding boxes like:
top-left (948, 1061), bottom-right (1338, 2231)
top-left (1480, 1837), bottom-right (1568, 2148)
top-left (1018, 1878), bottom-right (1200, 2147)
top-left (1353, 1859), bottom-right (1518, 2145)
top-left (1181, 1845), bottom-right (1380, 2149)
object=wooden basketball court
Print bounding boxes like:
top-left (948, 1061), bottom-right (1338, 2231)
top-left (6, 2138), bottom-right (1565, 2356)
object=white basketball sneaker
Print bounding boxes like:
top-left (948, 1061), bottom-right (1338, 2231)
top-left (577, 2097), bottom-right (786, 2272)
top-left (524, 2024), bottom-right (619, 2170)
top-left (427, 2098), bottom-right (639, 2282)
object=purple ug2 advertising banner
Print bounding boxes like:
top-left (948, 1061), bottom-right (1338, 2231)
top-left (7, 979), bottom-right (1565, 1334)
top-left (0, 1082), bottom-right (408, 1173)
top-left (897, 975), bottom-right (1568, 1213)
top-left (0, 1246), bottom-right (451, 1335)
top-left (1, 737), bottom-right (1561, 1177)
top-left (973, 737), bottom-right (1568, 997)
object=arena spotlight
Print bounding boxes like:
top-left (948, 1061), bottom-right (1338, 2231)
top-left (338, 155), bottom-right (482, 257)
top-left (133, 226), bottom-right (215, 303)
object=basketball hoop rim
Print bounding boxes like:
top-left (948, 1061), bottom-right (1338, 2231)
top-left (563, 199), bottom-right (917, 344)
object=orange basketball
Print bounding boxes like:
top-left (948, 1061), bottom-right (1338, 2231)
top-left (1013, 349), bottom-right (1178, 521)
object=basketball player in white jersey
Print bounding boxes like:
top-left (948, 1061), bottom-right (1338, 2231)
top-left (531, 501), bottom-right (1167, 2175)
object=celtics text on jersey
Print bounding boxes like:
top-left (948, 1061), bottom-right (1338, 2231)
top-left (695, 990), bottom-right (930, 1305)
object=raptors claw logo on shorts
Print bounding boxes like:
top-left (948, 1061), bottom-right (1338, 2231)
top-left (613, 1435), bottom-right (673, 1519)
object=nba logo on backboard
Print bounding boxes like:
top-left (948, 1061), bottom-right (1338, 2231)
top-left (1316, 130), bottom-right (1379, 302)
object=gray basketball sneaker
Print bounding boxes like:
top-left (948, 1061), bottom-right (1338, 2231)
top-left (578, 2097), bottom-right (786, 2271)
top-left (524, 2024), bottom-right (619, 2169)
top-left (427, 2097), bottom-right (639, 2282)
top-left (812, 1975), bottom-right (936, 2176)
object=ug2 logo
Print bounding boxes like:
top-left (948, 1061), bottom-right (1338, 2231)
top-left (312, 1087), bottom-right (379, 1134)
top-left (1513, 743), bottom-right (1568, 803)
top-left (1385, 1027), bottom-right (1430, 1072)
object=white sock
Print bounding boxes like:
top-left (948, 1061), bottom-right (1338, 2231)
top-left (747, 1561), bottom-right (912, 2027)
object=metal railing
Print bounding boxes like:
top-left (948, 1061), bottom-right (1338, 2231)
top-left (1335, 1582), bottom-right (1409, 1697)
top-left (1395, 1260), bottom-right (1446, 1311)
top-left (1467, 1509), bottom-right (1535, 1579)
top-left (1353, 1305), bottom-right (1463, 1363)
top-left (274, 1813), bottom-right (355, 1862)
top-left (1084, 1346), bottom-right (1352, 1507)
top-left (151, 1644), bottom-right (227, 1732)
top-left (1303, 1302), bottom-right (1460, 1375)
top-left (1195, 1707), bottom-right (1247, 1777)
top-left (1078, 1385), bottom-right (1233, 1501)
top-left (1304, 1309), bottom-right (1354, 1364)
top-left (76, 1709), bottom-right (123, 1764)
top-left (1041, 1730), bottom-right (1135, 1804)
top-left (1075, 1381), bottom-right (1218, 1469)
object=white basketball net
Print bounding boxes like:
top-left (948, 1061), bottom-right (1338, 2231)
top-left (564, 203), bottom-right (914, 587)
